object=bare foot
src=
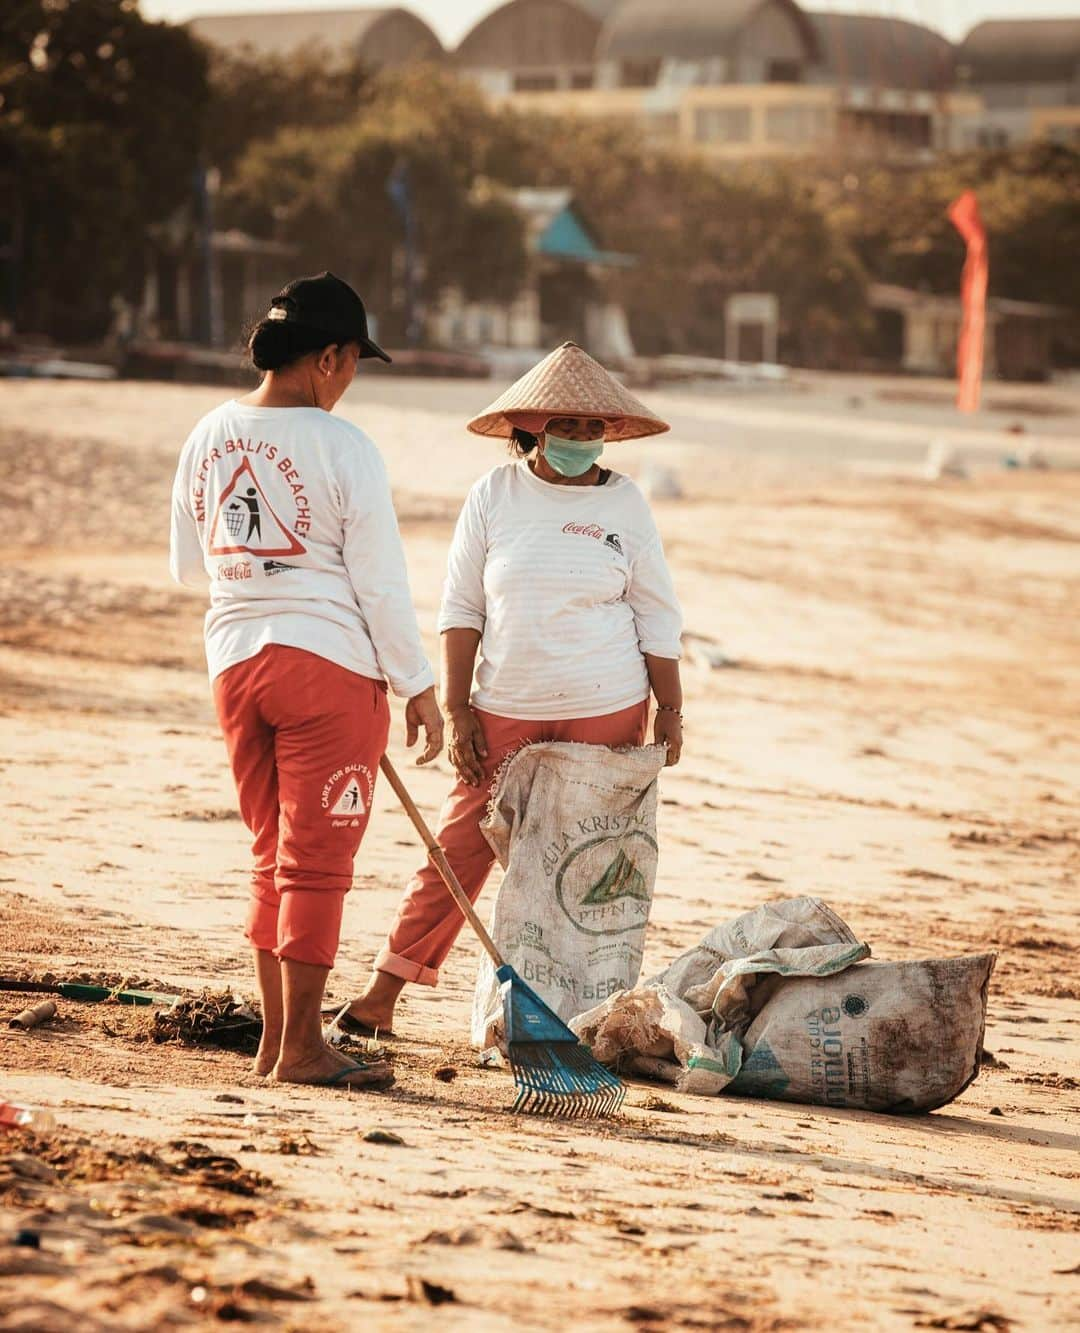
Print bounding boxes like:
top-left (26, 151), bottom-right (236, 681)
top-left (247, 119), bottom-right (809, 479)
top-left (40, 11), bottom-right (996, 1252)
top-left (320, 999), bottom-right (396, 1036)
top-left (324, 973), bottom-right (405, 1037)
top-left (254, 1033), bottom-right (281, 1078)
top-left (273, 1044), bottom-right (395, 1089)
top-left (345, 999), bottom-right (396, 1034)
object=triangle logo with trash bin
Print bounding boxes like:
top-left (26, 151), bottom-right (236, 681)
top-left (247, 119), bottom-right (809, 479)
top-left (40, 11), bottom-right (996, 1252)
top-left (328, 776), bottom-right (367, 818)
top-left (208, 458), bottom-right (306, 558)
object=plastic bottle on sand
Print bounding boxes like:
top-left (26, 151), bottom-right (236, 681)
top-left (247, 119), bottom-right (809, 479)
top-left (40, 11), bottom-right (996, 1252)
top-left (0, 1102), bottom-right (57, 1132)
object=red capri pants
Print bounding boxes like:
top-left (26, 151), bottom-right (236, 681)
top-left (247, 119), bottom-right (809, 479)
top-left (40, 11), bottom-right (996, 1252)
top-left (375, 700), bottom-right (649, 986)
top-left (213, 645), bottom-right (390, 969)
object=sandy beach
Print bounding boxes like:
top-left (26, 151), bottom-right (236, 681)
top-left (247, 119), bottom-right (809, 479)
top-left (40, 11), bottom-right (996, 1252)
top-left (1, 371), bottom-right (1077, 1331)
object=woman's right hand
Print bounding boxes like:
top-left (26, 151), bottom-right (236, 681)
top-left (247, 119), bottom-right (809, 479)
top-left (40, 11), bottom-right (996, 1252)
top-left (405, 686), bottom-right (444, 766)
top-left (447, 704), bottom-right (489, 788)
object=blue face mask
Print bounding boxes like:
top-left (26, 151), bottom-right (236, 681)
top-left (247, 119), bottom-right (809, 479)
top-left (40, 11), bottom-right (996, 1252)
top-left (543, 433), bottom-right (603, 477)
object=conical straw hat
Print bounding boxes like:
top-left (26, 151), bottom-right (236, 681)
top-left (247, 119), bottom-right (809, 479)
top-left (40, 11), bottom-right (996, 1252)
top-left (467, 342), bottom-right (669, 442)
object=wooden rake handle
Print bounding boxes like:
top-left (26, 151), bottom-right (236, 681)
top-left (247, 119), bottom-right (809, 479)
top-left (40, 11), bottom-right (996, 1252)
top-left (379, 754), bottom-right (505, 970)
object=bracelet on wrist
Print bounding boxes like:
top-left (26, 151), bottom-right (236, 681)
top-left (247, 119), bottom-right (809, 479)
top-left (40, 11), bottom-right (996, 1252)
top-left (655, 703), bottom-right (683, 721)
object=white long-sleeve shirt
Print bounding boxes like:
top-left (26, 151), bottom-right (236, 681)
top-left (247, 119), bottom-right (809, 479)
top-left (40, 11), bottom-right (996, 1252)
top-left (170, 402), bottom-right (433, 697)
top-left (439, 461), bottom-right (682, 720)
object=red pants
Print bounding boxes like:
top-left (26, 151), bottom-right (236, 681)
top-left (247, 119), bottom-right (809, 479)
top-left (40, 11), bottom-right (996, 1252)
top-left (214, 645), bottom-right (390, 968)
top-left (376, 701), bottom-right (649, 986)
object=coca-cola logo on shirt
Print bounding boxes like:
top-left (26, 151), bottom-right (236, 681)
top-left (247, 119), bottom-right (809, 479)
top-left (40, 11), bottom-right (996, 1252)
top-left (563, 522), bottom-right (606, 540)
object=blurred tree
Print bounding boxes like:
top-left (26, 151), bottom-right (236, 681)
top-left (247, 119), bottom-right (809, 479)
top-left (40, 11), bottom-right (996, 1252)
top-left (204, 48), bottom-right (1077, 366)
top-left (807, 143), bottom-right (1080, 359)
top-left (0, 119), bottom-right (139, 340)
top-left (494, 111), bottom-right (869, 363)
top-left (7, 3), bottom-right (1075, 365)
top-left (220, 68), bottom-right (870, 361)
top-left (201, 44), bottom-right (375, 172)
top-left (219, 67), bottom-right (528, 341)
top-left (0, 0), bottom-right (207, 339)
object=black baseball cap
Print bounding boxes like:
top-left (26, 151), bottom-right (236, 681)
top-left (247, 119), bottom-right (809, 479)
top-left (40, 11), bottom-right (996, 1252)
top-left (267, 271), bottom-right (391, 363)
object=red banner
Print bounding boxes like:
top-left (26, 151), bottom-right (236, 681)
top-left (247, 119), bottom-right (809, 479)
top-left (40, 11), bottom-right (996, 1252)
top-left (947, 190), bottom-right (988, 414)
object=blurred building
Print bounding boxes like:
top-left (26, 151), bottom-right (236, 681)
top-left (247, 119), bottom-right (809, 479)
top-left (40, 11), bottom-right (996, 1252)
top-left (428, 189), bottom-right (635, 360)
top-left (453, 0), bottom-right (600, 92)
top-left (175, 2), bottom-right (1079, 375)
top-left (595, 0), bottom-right (819, 87)
top-left (188, 6), bottom-right (444, 64)
top-left (187, 3), bottom-right (1080, 160)
top-left (870, 283), bottom-right (1067, 382)
top-left (955, 19), bottom-right (1080, 148)
top-left (805, 13), bottom-right (959, 152)
top-left (495, 1), bottom-right (980, 159)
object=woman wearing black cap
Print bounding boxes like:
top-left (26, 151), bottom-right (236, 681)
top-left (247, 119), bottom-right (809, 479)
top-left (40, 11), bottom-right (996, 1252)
top-left (170, 273), bottom-right (443, 1090)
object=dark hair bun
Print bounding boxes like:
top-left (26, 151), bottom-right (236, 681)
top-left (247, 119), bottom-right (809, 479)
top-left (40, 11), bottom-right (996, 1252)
top-left (247, 319), bottom-right (340, 372)
top-left (249, 321), bottom-right (292, 372)
top-left (510, 426), bottom-right (539, 456)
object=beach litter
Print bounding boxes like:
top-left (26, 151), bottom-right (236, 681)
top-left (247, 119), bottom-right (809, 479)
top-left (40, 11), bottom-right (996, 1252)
top-left (473, 740), bottom-right (667, 1049)
top-left (1002, 441), bottom-right (1048, 470)
top-left (8, 1000), bottom-right (57, 1031)
top-left (0, 1103), bottom-right (57, 1133)
top-left (323, 997), bottom-right (351, 1044)
top-left (277, 1132), bottom-right (321, 1155)
top-left (151, 992), bottom-right (262, 1054)
top-left (363, 1128), bottom-right (405, 1146)
top-left (1, 975), bottom-right (181, 1007)
top-left (925, 440), bottom-right (969, 480)
top-left (407, 1276), bottom-right (457, 1305)
top-left (382, 753), bottom-right (624, 1117)
top-left (571, 897), bottom-right (994, 1113)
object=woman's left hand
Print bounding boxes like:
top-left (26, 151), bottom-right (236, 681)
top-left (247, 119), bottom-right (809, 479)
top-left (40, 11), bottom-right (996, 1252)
top-left (653, 709), bottom-right (683, 767)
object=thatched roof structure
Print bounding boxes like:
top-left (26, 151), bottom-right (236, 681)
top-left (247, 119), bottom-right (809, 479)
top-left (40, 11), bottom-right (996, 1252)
top-left (809, 13), bottom-right (954, 91)
top-left (456, 0), bottom-right (600, 70)
top-left (190, 6), bottom-right (444, 65)
top-left (597, 0), bottom-right (818, 64)
top-left (957, 19), bottom-right (1080, 85)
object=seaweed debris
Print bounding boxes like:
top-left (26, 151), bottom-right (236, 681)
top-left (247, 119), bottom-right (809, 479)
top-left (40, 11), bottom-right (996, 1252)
top-left (151, 992), bottom-right (262, 1054)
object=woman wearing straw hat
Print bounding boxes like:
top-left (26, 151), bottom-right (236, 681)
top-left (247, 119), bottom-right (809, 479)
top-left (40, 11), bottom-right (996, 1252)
top-left (337, 342), bottom-right (683, 1035)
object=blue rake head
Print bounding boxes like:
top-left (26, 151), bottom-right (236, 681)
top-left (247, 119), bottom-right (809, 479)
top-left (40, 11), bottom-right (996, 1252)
top-left (496, 964), bottom-right (624, 1118)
